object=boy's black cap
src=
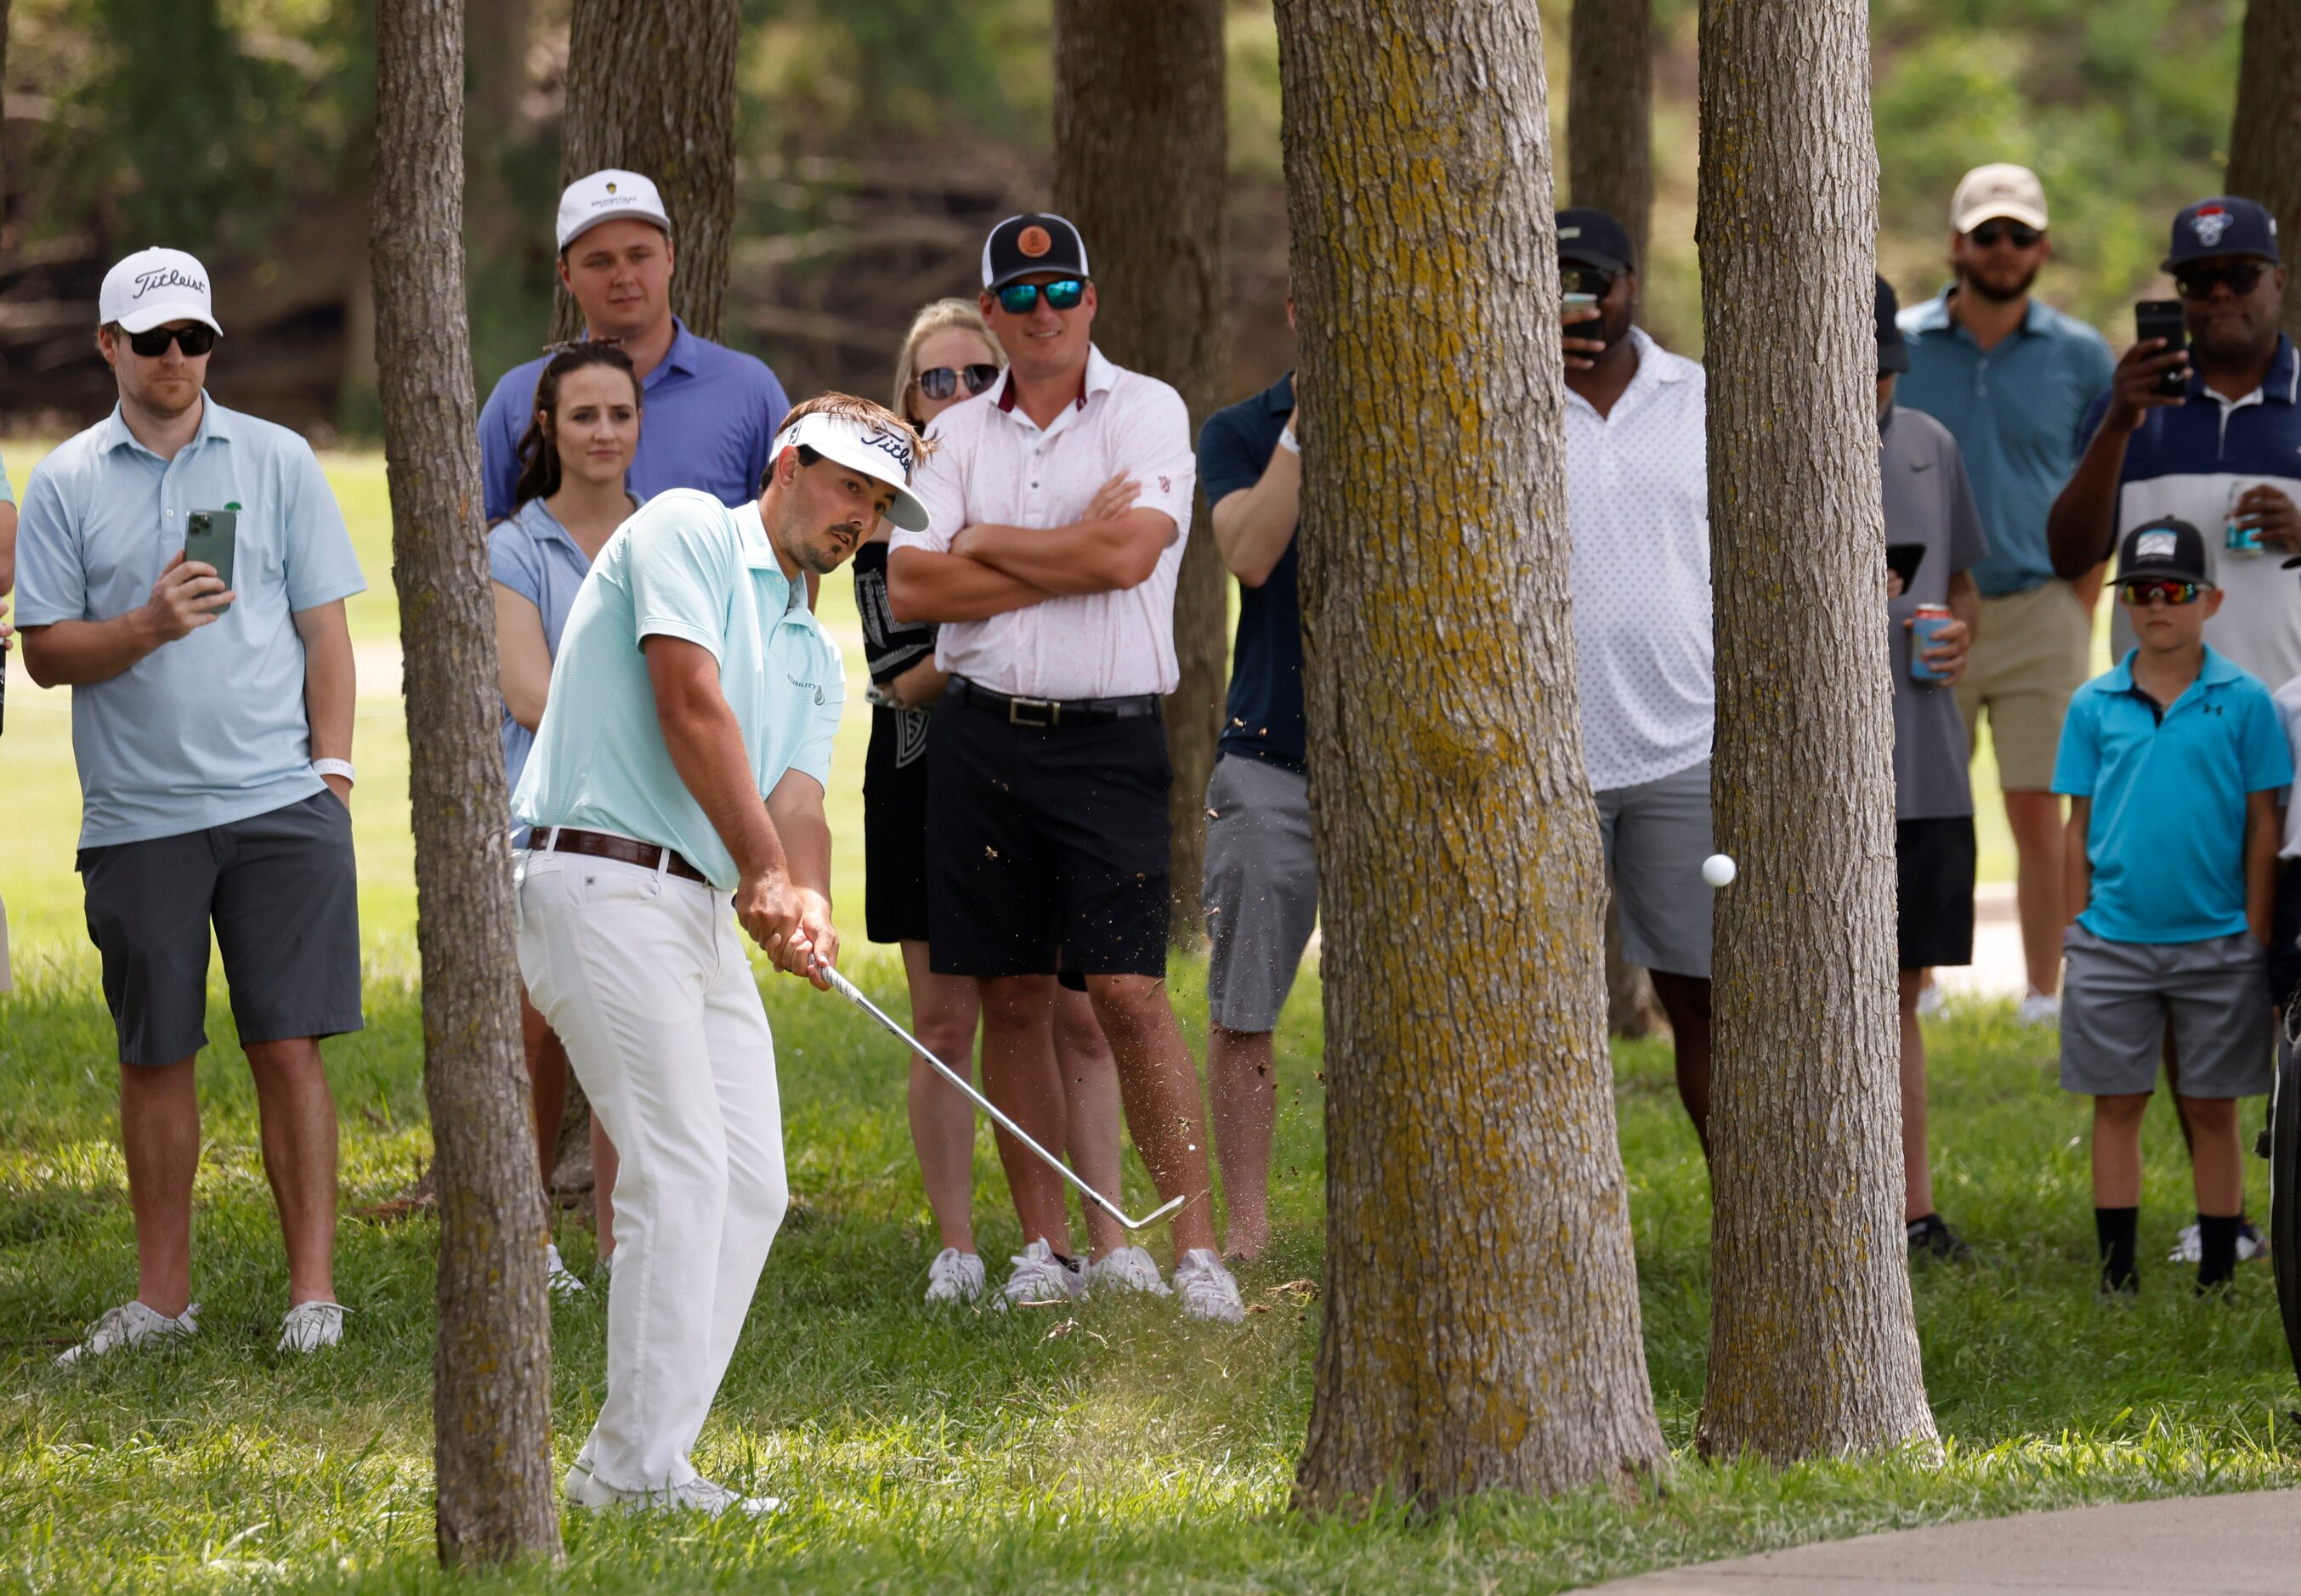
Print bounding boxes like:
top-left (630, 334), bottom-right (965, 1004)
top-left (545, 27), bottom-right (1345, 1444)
top-left (2112, 516), bottom-right (2212, 586)
top-left (982, 213), bottom-right (1091, 292)
top-left (1556, 207), bottom-right (1633, 274)
top-left (1876, 274), bottom-right (1909, 374)
top-left (2163, 196), bottom-right (2281, 272)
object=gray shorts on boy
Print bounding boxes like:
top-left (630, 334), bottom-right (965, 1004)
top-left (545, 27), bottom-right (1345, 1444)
top-left (2060, 923), bottom-right (2272, 1098)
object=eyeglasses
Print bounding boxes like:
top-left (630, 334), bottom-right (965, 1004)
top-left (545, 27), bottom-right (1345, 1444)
top-left (995, 279), bottom-right (1086, 314)
top-left (2117, 579), bottom-right (2204, 607)
top-left (2175, 262), bottom-right (2268, 300)
top-left (917, 364), bottom-right (1000, 401)
top-left (1967, 220), bottom-right (2043, 249)
top-left (125, 324), bottom-right (218, 358)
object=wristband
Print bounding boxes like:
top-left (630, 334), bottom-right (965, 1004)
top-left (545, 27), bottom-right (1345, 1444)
top-left (1276, 427), bottom-right (1301, 457)
top-left (312, 758), bottom-right (356, 786)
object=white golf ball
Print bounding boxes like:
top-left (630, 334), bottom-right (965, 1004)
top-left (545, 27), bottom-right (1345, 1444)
top-left (1702, 853), bottom-right (1737, 888)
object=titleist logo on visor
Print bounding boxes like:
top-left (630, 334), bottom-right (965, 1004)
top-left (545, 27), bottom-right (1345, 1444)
top-left (133, 267), bottom-right (207, 299)
top-left (859, 426), bottom-right (915, 475)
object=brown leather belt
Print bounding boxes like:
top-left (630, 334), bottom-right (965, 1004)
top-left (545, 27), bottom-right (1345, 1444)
top-left (536, 826), bottom-right (710, 885)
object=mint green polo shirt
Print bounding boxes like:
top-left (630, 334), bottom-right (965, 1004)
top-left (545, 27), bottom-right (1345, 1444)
top-left (510, 489), bottom-right (844, 891)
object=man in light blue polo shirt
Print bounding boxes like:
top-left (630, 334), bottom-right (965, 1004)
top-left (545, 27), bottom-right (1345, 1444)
top-left (515, 393), bottom-right (928, 1518)
top-left (477, 169), bottom-right (790, 520)
top-left (16, 247), bottom-right (366, 1364)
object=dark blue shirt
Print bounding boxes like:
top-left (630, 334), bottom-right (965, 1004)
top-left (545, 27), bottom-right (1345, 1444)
top-left (477, 318), bottom-right (790, 522)
top-left (1201, 372), bottom-right (1304, 772)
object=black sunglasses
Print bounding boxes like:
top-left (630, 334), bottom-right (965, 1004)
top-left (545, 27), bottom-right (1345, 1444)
top-left (995, 279), bottom-right (1086, 314)
top-left (917, 363), bottom-right (1000, 401)
top-left (126, 323), bottom-right (218, 358)
top-left (1967, 219), bottom-right (2043, 249)
top-left (2176, 262), bottom-right (2269, 300)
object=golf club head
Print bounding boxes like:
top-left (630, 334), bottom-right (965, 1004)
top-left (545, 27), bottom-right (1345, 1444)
top-left (1126, 1194), bottom-right (1189, 1231)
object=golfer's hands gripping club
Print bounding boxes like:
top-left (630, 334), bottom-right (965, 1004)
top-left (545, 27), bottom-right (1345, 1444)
top-left (735, 865), bottom-right (837, 988)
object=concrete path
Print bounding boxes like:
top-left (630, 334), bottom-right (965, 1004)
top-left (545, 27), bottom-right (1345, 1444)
top-left (1575, 1489), bottom-right (2300, 1593)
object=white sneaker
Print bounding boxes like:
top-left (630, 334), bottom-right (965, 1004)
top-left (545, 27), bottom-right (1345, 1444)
top-left (2015, 988), bottom-right (2060, 1027)
top-left (277, 1299), bottom-right (345, 1354)
top-left (925, 1248), bottom-right (986, 1305)
top-left (2169, 1220), bottom-right (2266, 1264)
top-left (54, 1299), bottom-right (199, 1367)
top-left (993, 1238), bottom-right (1083, 1310)
top-left (1083, 1245), bottom-right (1171, 1297)
top-left (1171, 1248), bottom-right (1246, 1323)
top-left (546, 1242), bottom-right (587, 1298)
top-left (564, 1460), bottom-right (781, 1517)
top-left (1915, 982), bottom-right (1947, 1019)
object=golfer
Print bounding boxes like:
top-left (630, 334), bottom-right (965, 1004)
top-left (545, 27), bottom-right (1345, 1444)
top-left (513, 392), bottom-right (930, 1516)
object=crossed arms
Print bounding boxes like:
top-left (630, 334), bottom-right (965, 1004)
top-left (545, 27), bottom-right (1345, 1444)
top-left (886, 473), bottom-right (1176, 625)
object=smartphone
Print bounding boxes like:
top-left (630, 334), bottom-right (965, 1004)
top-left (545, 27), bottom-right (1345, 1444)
top-left (184, 508), bottom-right (237, 613)
top-left (1561, 265), bottom-right (1607, 314)
top-left (2135, 300), bottom-right (2189, 399)
top-left (1885, 542), bottom-right (1927, 588)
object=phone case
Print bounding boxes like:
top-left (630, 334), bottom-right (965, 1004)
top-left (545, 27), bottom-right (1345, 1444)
top-left (184, 508), bottom-right (238, 611)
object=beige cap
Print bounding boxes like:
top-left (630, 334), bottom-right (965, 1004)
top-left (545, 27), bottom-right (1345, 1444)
top-left (1952, 164), bottom-right (2048, 235)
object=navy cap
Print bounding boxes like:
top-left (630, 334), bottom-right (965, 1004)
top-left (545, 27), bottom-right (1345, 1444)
top-left (1556, 207), bottom-right (1633, 274)
top-left (2163, 196), bottom-right (2281, 272)
top-left (982, 213), bottom-right (1091, 292)
top-left (2113, 516), bottom-right (2212, 587)
top-left (1875, 274), bottom-right (1909, 374)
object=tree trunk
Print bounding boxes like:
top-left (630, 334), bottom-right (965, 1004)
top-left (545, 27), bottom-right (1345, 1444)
top-left (1274, 0), bottom-right (1667, 1513)
top-left (1693, 0), bottom-right (1936, 1463)
top-left (1051, 0), bottom-right (1228, 949)
top-left (553, 0), bottom-right (738, 342)
top-left (1567, 0), bottom-right (1655, 279)
top-left (372, 0), bottom-right (560, 1563)
top-left (2229, 0), bottom-right (2301, 342)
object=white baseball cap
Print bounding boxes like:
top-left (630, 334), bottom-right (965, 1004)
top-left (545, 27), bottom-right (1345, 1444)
top-left (557, 169), bottom-right (672, 252)
top-left (771, 408), bottom-right (931, 532)
top-left (99, 246), bottom-right (222, 336)
top-left (1951, 164), bottom-right (2049, 235)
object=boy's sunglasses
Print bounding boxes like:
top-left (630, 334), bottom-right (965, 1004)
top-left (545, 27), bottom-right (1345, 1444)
top-left (126, 324), bottom-right (218, 358)
top-left (2117, 579), bottom-right (2204, 607)
top-left (917, 363), bottom-right (1000, 401)
top-left (995, 279), bottom-right (1086, 314)
top-left (2175, 262), bottom-right (2268, 300)
top-left (1965, 219), bottom-right (2043, 249)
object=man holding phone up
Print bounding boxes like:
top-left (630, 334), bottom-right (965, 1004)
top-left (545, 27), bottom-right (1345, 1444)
top-left (16, 248), bottom-right (366, 1363)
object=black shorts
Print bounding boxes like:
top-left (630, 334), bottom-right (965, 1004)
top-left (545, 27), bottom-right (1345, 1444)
top-left (862, 704), bottom-right (934, 945)
top-left (927, 693), bottom-right (1171, 980)
top-left (2269, 857), bottom-right (2301, 1008)
top-left (1896, 814), bottom-right (1975, 972)
top-left (77, 791), bottom-right (364, 1067)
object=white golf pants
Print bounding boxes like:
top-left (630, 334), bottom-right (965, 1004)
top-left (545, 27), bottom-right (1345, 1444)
top-left (515, 847), bottom-right (787, 1491)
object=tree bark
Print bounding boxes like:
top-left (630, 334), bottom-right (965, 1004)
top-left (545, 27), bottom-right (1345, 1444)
top-left (372, 0), bottom-right (560, 1563)
top-left (2229, 0), bottom-right (2301, 342)
top-left (1275, 0), bottom-right (1667, 1513)
top-left (1567, 0), bottom-right (1655, 279)
top-left (1693, 0), bottom-right (1936, 1463)
top-left (1051, 0), bottom-right (1228, 948)
top-left (553, 0), bottom-right (738, 342)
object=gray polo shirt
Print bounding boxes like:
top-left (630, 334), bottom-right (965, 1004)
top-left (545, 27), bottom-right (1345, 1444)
top-left (1883, 404), bottom-right (1988, 821)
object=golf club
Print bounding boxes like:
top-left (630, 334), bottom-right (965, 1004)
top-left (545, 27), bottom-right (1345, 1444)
top-left (813, 960), bottom-right (1189, 1233)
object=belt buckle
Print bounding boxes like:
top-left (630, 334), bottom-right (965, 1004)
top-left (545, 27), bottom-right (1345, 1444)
top-left (1007, 695), bottom-right (1060, 728)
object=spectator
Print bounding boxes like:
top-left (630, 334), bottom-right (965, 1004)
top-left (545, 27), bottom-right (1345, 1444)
top-left (1877, 277), bottom-right (1986, 1260)
top-left (855, 298), bottom-right (1128, 1305)
top-left (2052, 517), bottom-right (2287, 1296)
top-left (490, 342), bottom-right (643, 1294)
top-left (513, 393), bottom-right (921, 1515)
top-left (1898, 165), bottom-right (2116, 1027)
top-left (888, 212), bottom-right (1244, 1321)
top-left (1198, 286), bottom-right (1315, 1261)
top-left (1556, 206), bottom-right (1717, 1153)
top-left (477, 170), bottom-right (790, 522)
top-left (18, 248), bottom-right (365, 1361)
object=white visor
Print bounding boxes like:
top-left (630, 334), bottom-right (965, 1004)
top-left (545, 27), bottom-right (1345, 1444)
top-left (771, 410), bottom-right (931, 532)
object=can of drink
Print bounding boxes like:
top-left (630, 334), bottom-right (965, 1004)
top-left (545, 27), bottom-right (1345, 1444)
top-left (2227, 482), bottom-right (2264, 555)
top-left (1909, 603), bottom-right (1952, 684)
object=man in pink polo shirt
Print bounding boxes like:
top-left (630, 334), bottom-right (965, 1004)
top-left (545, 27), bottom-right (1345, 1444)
top-left (888, 212), bottom-right (1243, 1322)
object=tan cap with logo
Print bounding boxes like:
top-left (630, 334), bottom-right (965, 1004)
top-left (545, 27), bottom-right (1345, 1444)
top-left (1951, 164), bottom-right (2048, 235)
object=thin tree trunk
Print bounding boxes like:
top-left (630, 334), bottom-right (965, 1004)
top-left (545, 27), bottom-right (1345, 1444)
top-left (1275, 0), bottom-right (1667, 1512)
top-left (1694, 0), bottom-right (1936, 1463)
top-left (1567, 0), bottom-right (1655, 278)
top-left (1051, 0), bottom-right (1228, 948)
top-left (372, 0), bottom-right (560, 1562)
top-left (553, 0), bottom-right (738, 342)
top-left (2229, 0), bottom-right (2301, 341)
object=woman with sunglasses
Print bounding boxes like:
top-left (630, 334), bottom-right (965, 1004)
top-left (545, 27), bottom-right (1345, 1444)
top-left (491, 342), bottom-right (643, 1294)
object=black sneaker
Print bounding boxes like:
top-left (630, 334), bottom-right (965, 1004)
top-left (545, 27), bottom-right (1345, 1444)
top-left (1907, 1214), bottom-right (1974, 1262)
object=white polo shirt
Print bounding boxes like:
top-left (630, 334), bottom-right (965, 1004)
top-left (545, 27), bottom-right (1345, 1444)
top-left (893, 344), bottom-right (1196, 699)
top-left (1566, 327), bottom-right (1714, 792)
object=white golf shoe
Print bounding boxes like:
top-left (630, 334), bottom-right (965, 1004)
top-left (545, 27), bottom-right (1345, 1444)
top-left (2015, 988), bottom-right (2061, 1027)
top-left (924, 1248), bottom-right (986, 1305)
top-left (2168, 1220), bottom-right (2266, 1265)
top-left (1171, 1248), bottom-right (1246, 1323)
top-left (564, 1461), bottom-right (782, 1517)
top-left (994, 1238), bottom-right (1083, 1310)
top-left (1083, 1246), bottom-right (1171, 1298)
top-left (54, 1299), bottom-right (200, 1367)
top-left (277, 1299), bottom-right (346, 1354)
top-left (545, 1242), bottom-right (587, 1298)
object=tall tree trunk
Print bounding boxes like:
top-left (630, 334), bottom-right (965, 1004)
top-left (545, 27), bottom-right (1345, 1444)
top-left (372, 0), bottom-right (560, 1563)
top-left (1693, 0), bottom-right (1936, 1463)
top-left (1051, 0), bottom-right (1228, 948)
top-left (553, 0), bottom-right (738, 342)
top-left (2229, 0), bottom-right (2301, 341)
top-left (1567, 0), bottom-right (1654, 279)
top-left (1275, 0), bottom-right (1667, 1512)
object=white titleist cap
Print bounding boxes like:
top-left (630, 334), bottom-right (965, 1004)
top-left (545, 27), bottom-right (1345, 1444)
top-left (1951, 164), bottom-right (2048, 235)
top-left (99, 247), bottom-right (222, 336)
top-left (772, 409), bottom-right (931, 531)
top-left (557, 169), bottom-right (672, 251)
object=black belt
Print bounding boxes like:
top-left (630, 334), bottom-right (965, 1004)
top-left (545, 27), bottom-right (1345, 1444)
top-left (946, 676), bottom-right (1163, 728)
top-left (537, 827), bottom-right (711, 885)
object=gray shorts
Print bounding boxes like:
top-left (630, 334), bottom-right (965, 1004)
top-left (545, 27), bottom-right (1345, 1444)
top-left (77, 791), bottom-right (364, 1067)
top-left (1201, 756), bottom-right (1318, 1033)
top-left (2060, 923), bottom-right (2272, 1099)
top-left (1595, 760), bottom-right (1714, 981)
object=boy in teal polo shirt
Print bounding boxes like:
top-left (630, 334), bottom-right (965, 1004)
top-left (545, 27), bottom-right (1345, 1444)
top-left (2053, 517), bottom-right (2288, 1295)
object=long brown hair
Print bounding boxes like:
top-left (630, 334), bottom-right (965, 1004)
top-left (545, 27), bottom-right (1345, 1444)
top-left (512, 343), bottom-right (641, 509)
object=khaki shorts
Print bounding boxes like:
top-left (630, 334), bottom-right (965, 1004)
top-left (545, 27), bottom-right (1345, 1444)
top-left (1955, 580), bottom-right (2093, 792)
